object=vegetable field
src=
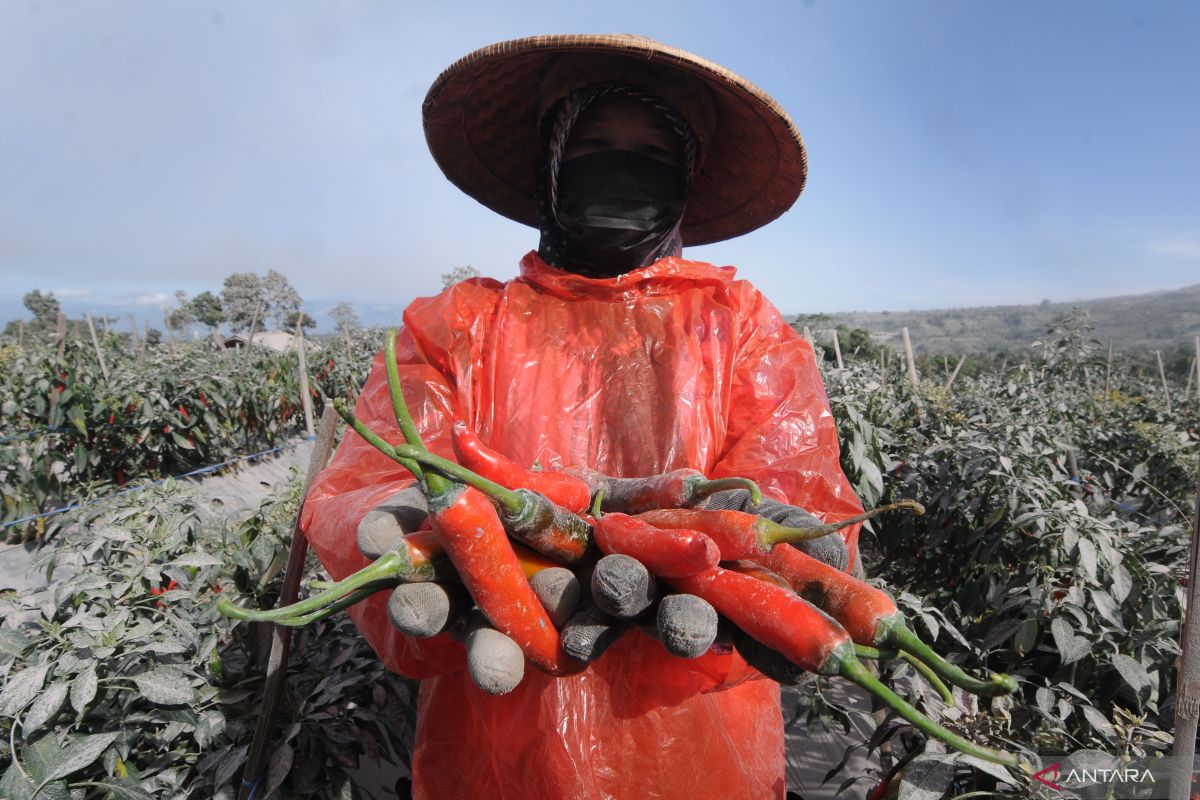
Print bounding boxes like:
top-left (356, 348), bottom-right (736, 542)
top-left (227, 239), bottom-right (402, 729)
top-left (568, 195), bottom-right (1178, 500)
top-left (0, 313), bottom-right (1197, 798)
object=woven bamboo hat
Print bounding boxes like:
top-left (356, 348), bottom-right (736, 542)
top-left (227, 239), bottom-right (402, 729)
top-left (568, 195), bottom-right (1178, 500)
top-left (423, 34), bottom-right (807, 245)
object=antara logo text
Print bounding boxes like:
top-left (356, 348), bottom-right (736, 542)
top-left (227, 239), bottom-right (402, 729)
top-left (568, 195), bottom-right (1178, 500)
top-left (1032, 761), bottom-right (1155, 791)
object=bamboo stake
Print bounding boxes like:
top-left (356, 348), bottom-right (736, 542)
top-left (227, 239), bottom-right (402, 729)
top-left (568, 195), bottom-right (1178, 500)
top-left (901, 327), bottom-right (919, 388)
top-left (295, 319), bottom-right (315, 437)
top-left (801, 326), bottom-right (814, 348)
top-left (85, 314), bottom-right (109, 380)
top-left (1184, 357), bottom-right (1195, 403)
top-left (143, 320), bottom-right (150, 355)
top-left (1169, 456), bottom-right (1200, 799)
top-left (128, 314), bottom-right (140, 355)
top-left (1156, 351), bottom-right (1173, 414)
top-left (879, 348), bottom-right (887, 385)
top-left (830, 329), bottom-right (844, 369)
top-left (945, 355), bottom-right (966, 391)
top-left (101, 315), bottom-right (110, 336)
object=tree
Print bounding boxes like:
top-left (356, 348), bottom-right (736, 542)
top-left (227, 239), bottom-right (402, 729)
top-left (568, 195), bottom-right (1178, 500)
top-left (190, 291), bottom-right (225, 331)
top-left (221, 273), bottom-right (265, 334)
top-left (166, 290), bottom-right (195, 334)
top-left (285, 310), bottom-right (317, 331)
top-left (329, 302), bottom-right (361, 336)
top-left (441, 265), bottom-right (480, 290)
top-left (144, 327), bottom-right (163, 346)
top-left (23, 290), bottom-right (61, 328)
top-left (263, 270), bottom-right (302, 329)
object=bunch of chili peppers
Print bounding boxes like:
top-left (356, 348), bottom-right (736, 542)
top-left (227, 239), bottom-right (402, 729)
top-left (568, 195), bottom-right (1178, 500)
top-left (218, 329), bottom-right (1029, 771)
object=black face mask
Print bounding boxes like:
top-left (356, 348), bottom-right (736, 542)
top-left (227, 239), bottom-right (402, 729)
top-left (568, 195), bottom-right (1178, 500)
top-left (554, 150), bottom-right (686, 276)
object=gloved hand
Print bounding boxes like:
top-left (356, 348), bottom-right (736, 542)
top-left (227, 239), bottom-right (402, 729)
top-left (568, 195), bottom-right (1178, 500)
top-left (561, 554), bottom-right (719, 663)
top-left (705, 489), bottom-right (850, 572)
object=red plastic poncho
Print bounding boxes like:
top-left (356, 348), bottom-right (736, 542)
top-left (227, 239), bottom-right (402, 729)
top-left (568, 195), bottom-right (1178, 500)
top-left (300, 251), bottom-right (864, 800)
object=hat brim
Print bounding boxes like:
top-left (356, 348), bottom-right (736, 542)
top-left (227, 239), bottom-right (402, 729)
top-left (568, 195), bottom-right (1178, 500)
top-left (423, 34), bottom-right (807, 246)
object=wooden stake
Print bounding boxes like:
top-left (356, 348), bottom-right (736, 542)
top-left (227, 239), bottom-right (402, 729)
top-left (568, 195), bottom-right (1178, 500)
top-left (1184, 357), bottom-right (1195, 402)
top-left (1104, 340), bottom-right (1113, 397)
top-left (85, 314), bottom-right (109, 380)
top-left (901, 327), bottom-right (919, 388)
top-left (163, 307), bottom-right (177, 355)
top-left (800, 326), bottom-right (814, 348)
top-left (236, 406), bottom-right (338, 800)
top-left (945, 354), bottom-right (966, 391)
top-left (17, 320), bottom-right (24, 348)
top-left (237, 301), bottom-right (264, 382)
top-left (101, 315), bottom-right (110, 336)
top-left (55, 312), bottom-right (67, 360)
top-left (143, 320), bottom-right (150, 355)
top-left (295, 320), bottom-right (315, 437)
top-left (127, 314), bottom-right (139, 355)
top-left (1156, 351), bottom-right (1173, 414)
top-left (879, 348), bottom-right (887, 385)
top-left (1169, 456), bottom-right (1200, 799)
top-left (830, 329), bottom-right (844, 369)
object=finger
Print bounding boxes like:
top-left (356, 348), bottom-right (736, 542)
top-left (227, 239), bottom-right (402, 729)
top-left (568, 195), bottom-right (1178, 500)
top-left (357, 487), bottom-right (429, 559)
top-left (591, 554), bottom-right (657, 620)
top-left (792, 535), bottom-right (849, 572)
top-left (462, 610), bottom-right (525, 695)
top-left (560, 600), bottom-right (627, 663)
top-left (656, 593), bottom-right (718, 658)
top-left (530, 567), bottom-right (581, 629)
top-left (387, 581), bottom-right (469, 638)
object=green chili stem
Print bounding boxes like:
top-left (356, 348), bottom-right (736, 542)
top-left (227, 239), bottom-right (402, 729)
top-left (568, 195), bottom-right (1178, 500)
top-left (885, 622), bottom-right (1018, 697)
top-left (265, 584), bottom-right (393, 626)
top-left (854, 644), bottom-right (956, 707)
top-left (332, 399), bottom-right (423, 477)
top-left (384, 328), bottom-right (452, 493)
top-left (389, 443), bottom-right (525, 515)
top-left (760, 500), bottom-right (926, 547)
top-left (384, 329), bottom-right (424, 483)
top-left (692, 477), bottom-right (763, 506)
top-left (216, 551), bottom-right (404, 623)
top-left (838, 652), bottom-right (1022, 767)
top-left (589, 487), bottom-right (606, 519)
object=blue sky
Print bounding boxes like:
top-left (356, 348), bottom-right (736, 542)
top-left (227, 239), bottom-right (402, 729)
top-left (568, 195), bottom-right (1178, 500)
top-left (1, 1), bottom-right (1197, 331)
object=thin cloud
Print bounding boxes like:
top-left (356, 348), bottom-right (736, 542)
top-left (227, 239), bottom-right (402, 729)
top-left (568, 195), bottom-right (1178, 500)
top-left (134, 292), bottom-right (169, 306)
top-left (1146, 235), bottom-right (1200, 258)
top-left (52, 288), bottom-right (92, 298)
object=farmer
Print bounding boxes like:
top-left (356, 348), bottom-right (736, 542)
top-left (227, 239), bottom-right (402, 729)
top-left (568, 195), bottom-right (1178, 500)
top-left (302, 34), bottom-right (865, 799)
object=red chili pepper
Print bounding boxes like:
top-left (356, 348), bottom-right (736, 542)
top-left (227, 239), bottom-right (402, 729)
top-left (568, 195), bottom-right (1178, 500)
top-left (199, 392), bottom-right (208, 408)
top-left (592, 513), bottom-right (718, 578)
top-left (451, 422), bottom-right (591, 513)
top-left (429, 483), bottom-right (577, 675)
top-left (638, 502), bottom-right (921, 560)
top-left (108, 414), bottom-right (116, 425)
top-left (754, 544), bottom-right (1016, 697)
top-left (561, 465), bottom-right (762, 514)
top-left (179, 405), bottom-right (189, 420)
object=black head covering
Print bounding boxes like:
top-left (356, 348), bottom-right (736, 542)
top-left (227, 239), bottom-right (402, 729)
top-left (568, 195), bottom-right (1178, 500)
top-left (535, 82), bottom-right (699, 277)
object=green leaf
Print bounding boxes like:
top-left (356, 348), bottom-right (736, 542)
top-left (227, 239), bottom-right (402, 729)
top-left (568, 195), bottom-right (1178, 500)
top-left (90, 778), bottom-right (154, 799)
top-left (38, 732), bottom-right (120, 785)
top-left (1090, 589), bottom-right (1123, 630)
top-left (1081, 706), bottom-right (1116, 742)
top-left (22, 682), bottom-right (68, 734)
top-left (131, 667), bottom-right (195, 705)
top-left (1013, 618), bottom-right (1038, 656)
top-left (0, 663), bottom-right (51, 718)
top-left (0, 629), bottom-right (33, 659)
top-left (70, 666), bottom-right (97, 715)
top-left (1035, 687), bottom-right (1055, 715)
top-left (897, 755), bottom-right (956, 800)
top-left (1112, 653), bottom-right (1152, 698)
top-left (1111, 563), bottom-right (1133, 603)
top-left (1077, 537), bottom-right (1098, 583)
top-left (1050, 617), bottom-right (1088, 665)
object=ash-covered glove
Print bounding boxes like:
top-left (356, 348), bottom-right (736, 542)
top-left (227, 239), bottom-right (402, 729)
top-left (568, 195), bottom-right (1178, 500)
top-left (560, 554), bottom-right (719, 662)
top-left (706, 489), bottom-right (850, 572)
top-left (357, 486), bottom-right (468, 638)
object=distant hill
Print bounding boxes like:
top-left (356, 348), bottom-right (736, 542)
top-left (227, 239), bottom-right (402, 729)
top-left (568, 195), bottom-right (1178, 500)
top-left (794, 283), bottom-right (1200, 356)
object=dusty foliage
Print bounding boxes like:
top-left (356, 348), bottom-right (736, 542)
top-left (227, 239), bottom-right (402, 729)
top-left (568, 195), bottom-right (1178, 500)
top-left (809, 311), bottom-right (1195, 794)
top-left (0, 479), bottom-right (417, 799)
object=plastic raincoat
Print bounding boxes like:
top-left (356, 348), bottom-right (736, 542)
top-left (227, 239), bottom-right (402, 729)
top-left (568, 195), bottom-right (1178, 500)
top-left (300, 250), bottom-right (864, 799)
